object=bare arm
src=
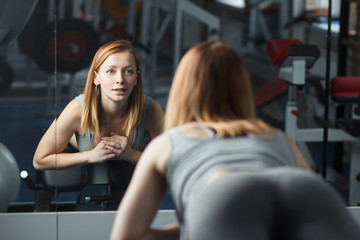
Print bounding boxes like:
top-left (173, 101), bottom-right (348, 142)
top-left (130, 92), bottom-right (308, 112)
top-left (33, 99), bottom-right (84, 169)
top-left (110, 134), bottom-right (180, 240)
top-left (33, 99), bottom-right (115, 169)
top-left (146, 99), bottom-right (165, 139)
top-left (289, 139), bottom-right (312, 171)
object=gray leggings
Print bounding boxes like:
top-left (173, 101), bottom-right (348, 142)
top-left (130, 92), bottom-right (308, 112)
top-left (185, 168), bottom-right (360, 240)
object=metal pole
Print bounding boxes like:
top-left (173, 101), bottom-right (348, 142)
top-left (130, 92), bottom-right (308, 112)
top-left (322, 0), bottom-right (332, 178)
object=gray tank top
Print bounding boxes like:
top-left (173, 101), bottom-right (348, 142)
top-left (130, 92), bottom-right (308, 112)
top-left (165, 125), bottom-right (298, 225)
top-left (75, 94), bottom-right (153, 156)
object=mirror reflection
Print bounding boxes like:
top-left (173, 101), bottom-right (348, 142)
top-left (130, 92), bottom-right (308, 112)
top-left (0, 0), bottom-right (175, 212)
top-left (1, 0), bottom-right (353, 215)
top-left (32, 38), bottom-right (165, 211)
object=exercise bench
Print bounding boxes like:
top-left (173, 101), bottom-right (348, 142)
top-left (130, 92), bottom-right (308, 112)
top-left (266, 38), bottom-right (360, 206)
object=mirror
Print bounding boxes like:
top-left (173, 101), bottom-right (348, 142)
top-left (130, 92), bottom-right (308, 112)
top-left (0, 0), bottom-right (57, 212)
top-left (1, 0), bottom-right (347, 215)
top-left (0, 0), bottom-right (175, 213)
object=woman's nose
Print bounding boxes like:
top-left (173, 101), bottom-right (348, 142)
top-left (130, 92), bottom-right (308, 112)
top-left (116, 72), bottom-right (124, 83)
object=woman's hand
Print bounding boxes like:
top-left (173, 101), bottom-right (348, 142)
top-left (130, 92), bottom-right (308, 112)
top-left (87, 139), bottom-right (116, 163)
top-left (101, 131), bottom-right (132, 159)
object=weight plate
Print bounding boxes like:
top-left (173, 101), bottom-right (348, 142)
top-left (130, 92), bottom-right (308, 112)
top-left (34, 18), bottom-right (99, 74)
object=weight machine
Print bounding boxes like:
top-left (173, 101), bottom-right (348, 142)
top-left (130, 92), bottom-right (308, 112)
top-left (263, 38), bottom-right (360, 205)
top-left (127, 0), bottom-right (220, 96)
top-left (3, 0), bottom-right (100, 115)
top-left (216, 0), bottom-right (291, 59)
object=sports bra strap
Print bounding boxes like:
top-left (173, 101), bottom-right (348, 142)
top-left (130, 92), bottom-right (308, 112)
top-left (195, 123), bottom-right (216, 138)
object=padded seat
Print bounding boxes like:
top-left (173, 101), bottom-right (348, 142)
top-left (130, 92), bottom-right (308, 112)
top-left (332, 76), bottom-right (360, 103)
top-left (42, 165), bottom-right (87, 191)
top-left (22, 143), bottom-right (135, 211)
top-left (267, 38), bottom-right (320, 68)
top-left (254, 78), bottom-right (288, 108)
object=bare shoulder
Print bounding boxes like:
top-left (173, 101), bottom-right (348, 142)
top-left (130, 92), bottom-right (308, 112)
top-left (141, 133), bottom-right (169, 174)
top-left (149, 98), bottom-right (165, 118)
top-left (146, 98), bottom-right (165, 137)
top-left (61, 98), bottom-right (82, 118)
top-left (288, 138), bottom-right (312, 170)
top-left (56, 98), bottom-right (82, 133)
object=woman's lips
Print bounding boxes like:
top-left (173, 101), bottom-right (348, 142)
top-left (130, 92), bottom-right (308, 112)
top-left (113, 88), bottom-right (126, 94)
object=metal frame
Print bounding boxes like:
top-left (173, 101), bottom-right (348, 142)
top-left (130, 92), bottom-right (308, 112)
top-left (279, 56), bottom-right (360, 205)
top-left (174, 0), bottom-right (220, 72)
top-left (135, 0), bottom-right (220, 95)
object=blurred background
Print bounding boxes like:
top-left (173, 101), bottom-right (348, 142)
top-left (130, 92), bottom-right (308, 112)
top-left (1, 0), bottom-right (360, 212)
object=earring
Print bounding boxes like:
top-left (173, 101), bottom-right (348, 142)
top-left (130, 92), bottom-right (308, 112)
top-left (95, 85), bottom-right (99, 96)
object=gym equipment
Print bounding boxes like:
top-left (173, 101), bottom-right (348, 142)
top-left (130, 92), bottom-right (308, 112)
top-left (19, 162), bottom-right (173, 212)
top-left (137, 0), bottom-right (220, 95)
top-left (332, 76), bottom-right (360, 103)
top-left (266, 38), bottom-right (360, 205)
top-left (34, 18), bottom-right (99, 74)
top-left (21, 166), bottom-right (88, 212)
top-left (332, 76), bottom-right (360, 136)
top-left (0, 55), bottom-right (14, 95)
top-left (254, 38), bottom-right (320, 125)
top-left (265, 38), bottom-right (355, 141)
top-left (21, 145), bottom-right (136, 211)
top-left (254, 77), bottom-right (288, 108)
top-left (137, 0), bottom-right (176, 95)
top-left (173, 0), bottom-right (220, 71)
top-left (126, 0), bottom-right (143, 38)
top-left (216, 0), bottom-right (291, 58)
top-left (0, 142), bottom-right (20, 212)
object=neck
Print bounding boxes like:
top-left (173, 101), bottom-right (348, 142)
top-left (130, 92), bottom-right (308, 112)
top-left (102, 96), bottom-right (128, 112)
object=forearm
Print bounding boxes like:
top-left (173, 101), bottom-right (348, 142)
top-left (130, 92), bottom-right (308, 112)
top-left (289, 140), bottom-right (312, 171)
top-left (33, 151), bottom-right (89, 170)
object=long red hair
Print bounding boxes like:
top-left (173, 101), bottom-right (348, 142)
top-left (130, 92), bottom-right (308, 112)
top-left (165, 40), bottom-right (269, 137)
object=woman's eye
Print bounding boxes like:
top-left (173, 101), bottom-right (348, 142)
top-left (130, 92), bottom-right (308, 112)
top-left (106, 69), bottom-right (114, 74)
top-left (124, 69), bottom-right (134, 74)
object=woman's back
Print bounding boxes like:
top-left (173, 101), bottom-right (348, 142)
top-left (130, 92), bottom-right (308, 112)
top-left (165, 123), bottom-right (298, 225)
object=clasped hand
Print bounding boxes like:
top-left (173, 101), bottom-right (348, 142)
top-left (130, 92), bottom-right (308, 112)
top-left (88, 131), bottom-right (131, 163)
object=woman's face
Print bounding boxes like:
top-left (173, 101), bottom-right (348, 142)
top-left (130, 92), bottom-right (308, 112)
top-left (94, 51), bottom-right (138, 103)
